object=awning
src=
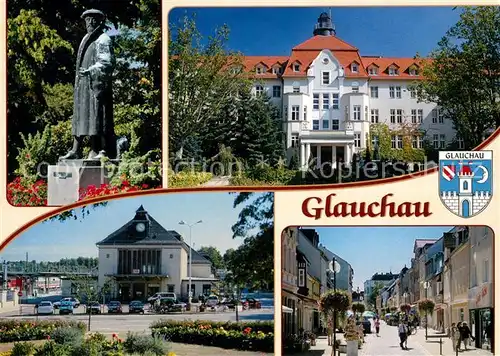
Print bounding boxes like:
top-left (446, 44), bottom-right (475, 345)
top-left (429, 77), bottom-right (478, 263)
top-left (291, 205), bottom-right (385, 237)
top-left (282, 305), bottom-right (294, 314)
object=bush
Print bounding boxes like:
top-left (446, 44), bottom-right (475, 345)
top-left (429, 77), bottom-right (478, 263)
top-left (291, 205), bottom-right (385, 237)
top-left (168, 170), bottom-right (212, 187)
top-left (50, 328), bottom-right (84, 346)
top-left (236, 165), bottom-right (297, 185)
top-left (150, 320), bottom-right (274, 352)
top-left (0, 319), bottom-right (86, 343)
top-left (79, 180), bottom-right (150, 200)
top-left (122, 332), bottom-right (169, 355)
top-left (7, 177), bottom-right (47, 206)
top-left (11, 342), bottom-right (37, 356)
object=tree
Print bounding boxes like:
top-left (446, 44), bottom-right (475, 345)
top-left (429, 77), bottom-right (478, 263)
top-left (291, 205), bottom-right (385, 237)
top-left (352, 302), bottom-right (366, 318)
top-left (367, 282), bottom-right (384, 309)
top-left (69, 274), bottom-right (112, 331)
top-left (197, 246), bottom-right (224, 270)
top-left (413, 6), bottom-right (500, 149)
top-left (226, 193), bottom-right (274, 291)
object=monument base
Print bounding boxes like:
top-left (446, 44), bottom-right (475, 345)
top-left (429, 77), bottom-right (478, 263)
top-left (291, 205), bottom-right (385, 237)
top-left (47, 159), bottom-right (120, 206)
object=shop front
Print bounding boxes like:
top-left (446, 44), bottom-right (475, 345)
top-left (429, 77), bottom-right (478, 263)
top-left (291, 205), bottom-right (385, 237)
top-left (468, 282), bottom-right (494, 351)
top-left (282, 290), bottom-right (298, 336)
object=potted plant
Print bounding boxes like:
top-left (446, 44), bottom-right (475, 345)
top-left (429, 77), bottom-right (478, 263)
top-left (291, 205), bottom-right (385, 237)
top-left (304, 331), bottom-right (317, 346)
top-left (344, 317), bottom-right (360, 356)
top-left (318, 290), bottom-right (352, 356)
top-left (400, 303), bottom-right (411, 313)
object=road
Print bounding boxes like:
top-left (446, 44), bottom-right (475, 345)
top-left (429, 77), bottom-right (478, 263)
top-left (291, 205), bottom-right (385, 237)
top-left (0, 306), bottom-right (274, 335)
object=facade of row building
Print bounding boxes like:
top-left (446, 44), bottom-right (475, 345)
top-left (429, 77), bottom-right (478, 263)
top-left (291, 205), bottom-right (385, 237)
top-left (242, 12), bottom-right (459, 170)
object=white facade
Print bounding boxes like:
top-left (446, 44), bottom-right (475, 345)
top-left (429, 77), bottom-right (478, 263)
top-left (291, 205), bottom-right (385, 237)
top-left (245, 13), bottom-right (459, 170)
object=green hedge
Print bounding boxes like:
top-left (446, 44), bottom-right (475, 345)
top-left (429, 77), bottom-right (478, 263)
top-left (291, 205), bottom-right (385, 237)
top-left (168, 170), bottom-right (212, 187)
top-left (150, 320), bottom-right (274, 352)
top-left (0, 319), bottom-right (86, 343)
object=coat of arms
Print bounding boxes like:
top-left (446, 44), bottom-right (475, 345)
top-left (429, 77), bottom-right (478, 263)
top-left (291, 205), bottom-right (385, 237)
top-left (439, 151), bottom-right (493, 218)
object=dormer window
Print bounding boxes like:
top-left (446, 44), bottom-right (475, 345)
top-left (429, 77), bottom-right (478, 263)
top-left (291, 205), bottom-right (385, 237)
top-left (256, 66), bottom-right (265, 75)
top-left (368, 66), bottom-right (378, 75)
top-left (388, 66), bottom-right (399, 76)
top-left (272, 66), bottom-right (282, 75)
top-left (293, 63), bottom-right (300, 72)
top-left (351, 63), bottom-right (359, 73)
top-left (230, 66), bottom-right (242, 75)
top-left (409, 67), bottom-right (418, 76)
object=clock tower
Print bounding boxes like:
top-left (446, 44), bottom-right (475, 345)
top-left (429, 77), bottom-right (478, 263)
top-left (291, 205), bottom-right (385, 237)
top-left (131, 205), bottom-right (150, 238)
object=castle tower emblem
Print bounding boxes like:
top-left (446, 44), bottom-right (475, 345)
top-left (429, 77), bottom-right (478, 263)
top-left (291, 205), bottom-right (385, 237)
top-left (439, 151), bottom-right (493, 218)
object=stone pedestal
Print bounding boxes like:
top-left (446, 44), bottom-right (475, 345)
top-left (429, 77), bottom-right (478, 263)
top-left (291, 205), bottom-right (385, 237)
top-left (47, 159), bottom-right (119, 206)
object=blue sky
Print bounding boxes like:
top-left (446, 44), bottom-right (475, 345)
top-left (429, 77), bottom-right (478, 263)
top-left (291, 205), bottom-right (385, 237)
top-left (0, 193), bottom-right (265, 262)
top-left (314, 226), bottom-right (452, 290)
top-left (168, 7), bottom-right (460, 57)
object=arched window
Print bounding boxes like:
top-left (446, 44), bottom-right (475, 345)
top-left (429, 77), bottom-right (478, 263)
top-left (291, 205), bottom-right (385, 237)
top-left (463, 181), bottom-right (469, 190)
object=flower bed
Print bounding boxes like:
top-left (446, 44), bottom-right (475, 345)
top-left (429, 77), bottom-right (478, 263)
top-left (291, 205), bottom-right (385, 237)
top-left (7, 177), bottom-right (47, 206)
top-left (151, 320), bottom-right (274, 352)
top-left (79, 180), bottom-right (150, 200)
top-left (0, 320), bottom-right (85, 343)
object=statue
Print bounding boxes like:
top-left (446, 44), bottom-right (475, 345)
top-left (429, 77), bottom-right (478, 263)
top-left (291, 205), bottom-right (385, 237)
top-left (60, 9), bottom-right (116, 160)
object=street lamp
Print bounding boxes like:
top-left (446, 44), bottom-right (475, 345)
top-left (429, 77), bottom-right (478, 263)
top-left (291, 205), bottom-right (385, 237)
top-left (179, 220), bottom-right (203, 306)
top-left (328, 258), bottom-right (341, 355)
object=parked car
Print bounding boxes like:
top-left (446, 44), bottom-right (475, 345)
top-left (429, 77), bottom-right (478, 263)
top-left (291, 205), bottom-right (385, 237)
top-left (245, 298), bottom-right (262, 309)
top-left (147, 292), bottom-right (177, 303)
top-left (107, 301), bottom-right (122, 313)
top-left (53, 297), bottom-right (80, 309)
top-left (37, 301), bottom-right (54, 315)
top-left (205, 295), bottom-right (219, 308)
top-left (357, 317), bottom-right (372, 334)
top-left (59, 300), bottom-right (74, 315)
top-left (128, 301), bottom-right (145, 314)
top-left (86, 302), bottom-right (101, 314)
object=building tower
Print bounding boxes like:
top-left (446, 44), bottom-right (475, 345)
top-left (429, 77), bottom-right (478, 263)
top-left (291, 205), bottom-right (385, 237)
top-left (313, 12), bottom-right (336, 36)
top-left (458, 162), bottom-right (474, 217)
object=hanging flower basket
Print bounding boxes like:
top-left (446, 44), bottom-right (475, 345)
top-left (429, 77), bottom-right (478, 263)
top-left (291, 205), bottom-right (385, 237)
top-left (418, 299), bottom-right (435, 313)
top-left (400, 304), bottom-right (411, 313)
top-left (319, 290), bottom-right (352, 316)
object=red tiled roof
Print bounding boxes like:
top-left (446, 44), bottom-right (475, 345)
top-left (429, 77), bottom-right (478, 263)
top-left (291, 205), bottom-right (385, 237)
top-left (361, 57), bottom-right (429, 80)
top-left (243, 56), bottom-right (289, 78)
top-left (293, 35), bottom-right (358, 51)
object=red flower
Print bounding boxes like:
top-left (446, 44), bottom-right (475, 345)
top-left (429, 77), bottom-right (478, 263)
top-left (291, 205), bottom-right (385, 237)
top-left (46, 335), bottom-right (51, 340)
top-left (112, 333), bottom-right (117, 338)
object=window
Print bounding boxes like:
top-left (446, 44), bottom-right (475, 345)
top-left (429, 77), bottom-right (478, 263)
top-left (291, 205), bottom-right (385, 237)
top-left (322, 57), bottom-right (329, 64)
top-left (117, 249), bottom-right (162, 275)
top-left (313, 94), bottom-right (320, 109)
top-left (388, 66), bottom-right (398, 76)
top-left (372, 135), bottom-right (379, 147)
top-left (410, 88), bottom-right (417, 98)
top-left (432, 109), bottom-right (438, 123)
top-left (291, 135), bottom-right (299, 148)
top-left (438, 109), bottom-right (444, 124)
top-left (395, 86), bottom-right (402, 98)
top-left (313, 120), bottom-right (320, 130)
top-left (353, 105), bottom-right (361, 120)
top-left (354, 133), bottom-right (361, 147)
top-left (412, 136), bottom-right (422, 149)
top-left (293, 86), bottom-right (300, 93)
top-left (352, 84), bottom-right (359, 93)
top-left (167, 285), bottom-right (175, 293)
top-left (370, 86), bottom-right (379, 98)
top-left (371, 109), bottom-right (379, 123)
top-left (331, 119), bottom-right (339, 130)
top-left (418, 109), bottom-right (423, 123)
top-left (411, 109), bottom-right (417, 124)
top-left (298, 269), bottom-right (305, 287)
top-left (483, 260), bottom-right (489, 283)
top-left (391, 135), bottom-right (397, 148)
top-left (390, 109), bottom-right (396, 123)
top-left (351, 63), bottom-right (359, 73)
top-left (303, 106), bottom-right (307, 120)
top-left (272, 86), bottom-right (281, 98)
top-left (255, 85), bottom-right (264, 96)
top-left (368, 67), bottom-right (378, 75)
top-left (433, 134), bottom-right (439, 148)
top-left (322, 120), bottom-right (329, 129)
top-left (169, 254), bottom-right (173, 259)
top-left (409, 68), bottom-right (418, 76)
top-left (106, 254), bottom-right (110, 258)
top-left (440, 134), bottom-right (446, 148)
top-left (391, 135), bottom-right (403, 149)
top-left (457, 137), bottom-right (465, 149)
top-left (291, 106), bottom-right (300, 121)
top-left (389, 86), bottom-right (395, 98)
top-left (272, 66), bottom-right (282, 75)
top-left (203, 284), bottom-right (211, 296)
top-left (396, 109), bottom-right (403, 123)
top-left (322, 71), bottom-right (330, 85)
top-left (332, 93), bottom-right (339, 109)
top-left (256, 66), bottom-right (265, 74)
top-left (293, 63), bottom-right (300, 72)
top-left (322, 93), bottom-right (330, 110)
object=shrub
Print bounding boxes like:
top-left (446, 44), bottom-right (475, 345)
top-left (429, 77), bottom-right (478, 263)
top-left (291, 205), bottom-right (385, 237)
top-left (33, 341), bottom-right (72, 356)
top-left (79, 180), bottom-right (149, 200)
top-left (237, 165), bottom-right (297, 185)
top-left (0, 319), bottom-right (86, 343)
top-left (7, 177), bottom-right (47, 206)
top-left (50, 327), bottom-right (84, 346)
top-left (150, 320), bottom-right (274, 352)
top-left (11, 342), bottom-right (36, 356)
top-left (168, 170), bottom-right (212, 187)
top-left (352, 302), bottom-right (366, 316)
top-left (122, 332), bottom-right (169, 355)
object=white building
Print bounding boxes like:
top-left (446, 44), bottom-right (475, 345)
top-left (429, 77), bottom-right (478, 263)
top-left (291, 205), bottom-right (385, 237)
top-left (96, 206), bottom-right (217, 301)
top-left (243, 12), bottom-right (458, 169)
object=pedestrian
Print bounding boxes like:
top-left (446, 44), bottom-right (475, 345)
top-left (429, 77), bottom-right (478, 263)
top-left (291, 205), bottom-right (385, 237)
top-left (375, 317), bottom-right (381, 336)
top-left (398, 321), bottom-right (408, 350)
top-left (450, 323), bottom-right (461, 352)
top-left (460, 321), bottom-right (474, 350)
top-left (485, 321), bottom-right (493, 351)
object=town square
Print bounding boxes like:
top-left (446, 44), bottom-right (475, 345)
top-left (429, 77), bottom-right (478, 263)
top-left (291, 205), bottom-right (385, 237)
top-left (282, 226), bottom-right (494, 355)
top-left (0, 192), bottom-right (275, 355)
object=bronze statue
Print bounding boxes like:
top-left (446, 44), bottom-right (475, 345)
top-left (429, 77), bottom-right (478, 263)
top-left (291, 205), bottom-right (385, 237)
top-left (60, 9), bottom-right (116, 160)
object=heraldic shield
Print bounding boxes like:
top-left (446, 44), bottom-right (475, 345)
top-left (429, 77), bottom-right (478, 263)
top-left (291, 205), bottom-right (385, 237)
top-left (439, 151), bottom-right (493, 218)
